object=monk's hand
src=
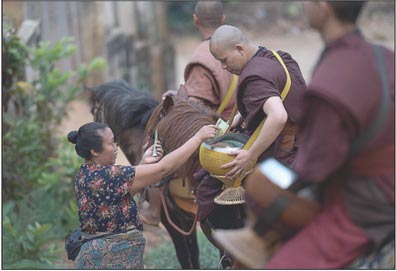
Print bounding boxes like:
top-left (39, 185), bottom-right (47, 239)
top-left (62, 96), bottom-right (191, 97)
top-left (221, 149), bottom-right (255, 180)
top-left (230, 112), bottom-right (243, 130)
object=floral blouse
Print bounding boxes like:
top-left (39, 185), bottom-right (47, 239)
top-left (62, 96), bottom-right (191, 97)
top-left (75, 163), bottom-right (143, 234)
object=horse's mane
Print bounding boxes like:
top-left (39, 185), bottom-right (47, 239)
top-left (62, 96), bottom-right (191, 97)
top-left (86, 80), bottom-right (159, 138)
top-left (145, 96), bottom-right (218, 185)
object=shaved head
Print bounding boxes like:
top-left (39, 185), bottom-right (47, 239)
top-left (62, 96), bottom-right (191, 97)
top-left (210, 24), bottom-right (248, 53)
top-left (194, 1), bottom-right (224, 28)
top-left (209, 25), bottom-right (252, 75)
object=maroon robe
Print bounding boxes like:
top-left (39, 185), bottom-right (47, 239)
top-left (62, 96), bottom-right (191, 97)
top-left (266, 30), bottom-right (395, 268)
top-left (196, 47), bottom-right (307, 222)
top-left (183, 39), bottom-right (235, 119)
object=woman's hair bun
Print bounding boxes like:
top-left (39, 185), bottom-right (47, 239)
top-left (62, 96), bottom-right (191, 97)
top-left (67, 131), bottom-right (78, 144)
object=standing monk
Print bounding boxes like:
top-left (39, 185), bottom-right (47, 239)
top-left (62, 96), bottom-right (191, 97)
top-left (163, 1), bottom-right (236, 119)
top-left (214, 1), bottom-right (395, 269)
top-left (195, 23), bottom-right (307, 258)
top-left (140, 1), bottom-right (236, 227)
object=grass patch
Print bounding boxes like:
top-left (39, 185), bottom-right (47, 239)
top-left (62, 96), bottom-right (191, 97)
top-left (144, 228), bottom-right (219, 269)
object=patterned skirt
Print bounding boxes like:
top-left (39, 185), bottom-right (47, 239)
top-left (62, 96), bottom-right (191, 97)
top-left (75, 229), bottom-right (146, 269)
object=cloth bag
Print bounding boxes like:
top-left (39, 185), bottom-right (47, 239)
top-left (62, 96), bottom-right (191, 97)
top-left (65, 229), bottom-right (85, 261)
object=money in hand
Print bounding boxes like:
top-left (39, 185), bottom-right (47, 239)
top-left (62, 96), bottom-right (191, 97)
top-left (216, 118), bottom-right (229, 136)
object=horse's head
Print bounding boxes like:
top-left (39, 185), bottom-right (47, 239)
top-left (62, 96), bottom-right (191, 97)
top-left (145, 95), bottom-right (218, 187)
top-left (85, 84), bottom-right (105, 123)
top-left (86, 80), bottom-right (159, 165)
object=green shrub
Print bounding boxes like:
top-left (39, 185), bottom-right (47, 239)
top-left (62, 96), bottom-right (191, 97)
top-left (2, 18), bottom-right (29, 103)
top-left (2, 202), bottom-right (59, 269)
top-left (37, 139), bottom-right (82, 233)
top-left (2, 21), bottom-right (106, 201)
top-left (2, 117), bottom-right (47, 200)
top-left (2, 140), bottom-right (81, 269)
top-left (2, 20), bottom-right (105, 269)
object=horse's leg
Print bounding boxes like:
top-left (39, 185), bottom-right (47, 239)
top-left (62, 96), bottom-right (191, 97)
top-left (160, 208), bottom-right (200, 269)
top-left (201, 217), bottom-right (234, 269)
top-left (200, 205), bottom-right (246, 269)
top-left (139, 187), bottom-right (162, 226)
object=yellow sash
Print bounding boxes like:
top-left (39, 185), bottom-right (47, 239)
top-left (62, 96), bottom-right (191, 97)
top-left (242, 50), bottom-right (292, 150)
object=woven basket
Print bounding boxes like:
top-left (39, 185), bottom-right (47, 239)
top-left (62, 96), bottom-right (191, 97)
top-left (199, 133), bottom-right (250, 177)
top-left (214, 186), bottom-right (246, 205)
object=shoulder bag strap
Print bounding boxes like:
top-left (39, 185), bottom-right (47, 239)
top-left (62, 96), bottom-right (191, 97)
top-left (83, 228), bottom-right (130, 243)
top-left (349, 44), bottom-right (391, 156)
top-left (243, 50), bottom-right (292, 150)
top-left (216, 74), bottom-right (239, 116)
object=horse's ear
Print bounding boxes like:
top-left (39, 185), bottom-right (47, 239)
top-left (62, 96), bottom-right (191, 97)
top-left (162, 95), bottom-right (174, 115)
top-left (177, 84), bottom-right (189, 100)
top-left (84, 84), bottom-right (94, 97)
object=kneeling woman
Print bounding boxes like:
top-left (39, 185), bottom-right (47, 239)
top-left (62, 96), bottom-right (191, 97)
top-left (67, 122), bottom-right (217, 269)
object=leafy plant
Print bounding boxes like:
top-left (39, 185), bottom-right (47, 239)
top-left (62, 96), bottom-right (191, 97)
top-left (36, 139), bottom-right (82, 233)
top-left (2, 21), bottom-right (106, 200)
top-left (2, 117), bottom-right (46, 200)
top-left (2, 20), bottom-right (106, 269)
top-left (2, 202), bottom-right (59, 269)
top-left (2, 19), bottom-right (29, 109)
top-left (2, 141), bottom-right (81, 269)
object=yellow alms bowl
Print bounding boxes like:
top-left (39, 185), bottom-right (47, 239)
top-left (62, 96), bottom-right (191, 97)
top-left (199, 133), bottom-right (252, 177)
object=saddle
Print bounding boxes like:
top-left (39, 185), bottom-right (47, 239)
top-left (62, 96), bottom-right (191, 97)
top-left (168, 176), bottom-right (197, 215)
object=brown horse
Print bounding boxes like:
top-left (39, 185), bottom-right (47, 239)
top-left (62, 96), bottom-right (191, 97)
top-left (144, 95), bottom-right (219, 268)
top-left (145, 94), bottom-right (250, 269)
top-left (88, 80), bottom-right (158, 165)
top-left (145, 95), bottom-right (218, 185)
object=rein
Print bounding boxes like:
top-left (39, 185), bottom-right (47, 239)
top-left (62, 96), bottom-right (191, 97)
top-left (92, 98), bottom-right (105, 123)
top-left (150, 126), bottom-right (198, 236)
top-left (158, 187), bottom-right (198, 236)
top-left (147, 97), bottom-right (217, 236)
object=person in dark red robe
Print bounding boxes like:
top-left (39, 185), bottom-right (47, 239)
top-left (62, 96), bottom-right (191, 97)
top-left (213, 1), bottom-right (395, 269)
top-left (140, 1), bottom-right (236, 227)
top-left (162, 1), bottom-right (236, 119)
top-left (195, 24), bottom-right (307, 246)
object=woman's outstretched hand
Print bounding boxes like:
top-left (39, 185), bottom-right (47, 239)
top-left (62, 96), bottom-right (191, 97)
top-left (195, 124), bottom-right (218, 142)
top-left (140, 141), bottom-right (164, 164)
